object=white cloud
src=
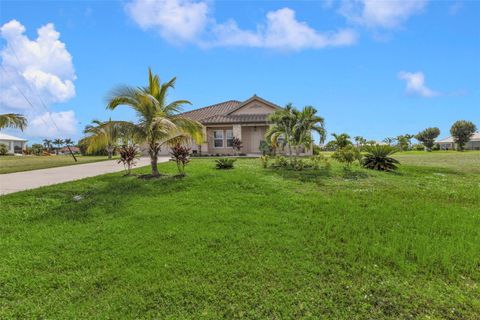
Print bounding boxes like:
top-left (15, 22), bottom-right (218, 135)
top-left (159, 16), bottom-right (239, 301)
top-left (398, 71), bottom-right (438, 97)
top-left (26, 111), bottom-right (78, 138)
top-left (125, 0), bottom-right (357, 50)
top-left (125, 0), bottom-right (209, 42)
top-left (210, 8), bottom-right (357, 50)
top-left (340, 0), bottom-right (427, 29)
top-left (0, 20), bottom-right (77, 138)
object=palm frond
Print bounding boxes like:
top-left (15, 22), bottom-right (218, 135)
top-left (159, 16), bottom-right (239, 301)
top-left (0, 113), bottom-right (27, 131)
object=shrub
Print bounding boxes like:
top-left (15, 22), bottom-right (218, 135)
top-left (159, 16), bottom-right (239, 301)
top-left (332, 145), bottom-right (362, 169)
top-left (215, 158), bottom-right (236, 169)
top-left (260, 155), bottom-right (269, 168)
top-left (170, 144), bottom-right (191, 175)
top-left (231, 137), bottom-right (243, 155)
top-left (413, 144), bottom-right (425, 151)
top-left (362, 145), bottom-right (400, 171)
top-left (259, 140), bottom-right (276, 156)
top-left (31, 144), bottom-right (44, 156)
top-left (118, 145), bottom-right (140, 175)
top-left (0, 144), bottom-right (7, 155)
top-left (310, 154), bottom-right (330, 170)
top-left (273, 155), bottom-right (289, 168)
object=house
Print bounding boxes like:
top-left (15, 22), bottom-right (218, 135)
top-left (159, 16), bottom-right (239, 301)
top-left (436, 131), bottom-right (480, 150)
top-left (169, 95), bottom-right (312, 155)
top-left (58, 146), bottom-right (81, 154)
top-left (0, 132), bottom-right (27, 154)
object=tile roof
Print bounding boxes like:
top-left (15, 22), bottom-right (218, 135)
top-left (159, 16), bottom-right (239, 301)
top-left (201, 114), bottom-right (269, 124)
top-left (180, 100), bottom-right (241, 122)
top-left (180, 95), bottom-right (280, 125)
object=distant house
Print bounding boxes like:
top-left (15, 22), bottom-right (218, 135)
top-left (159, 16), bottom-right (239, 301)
top-left (161, 95), bottom-right (312, 155)
top-left (59, 146), bottom-right (81, 154)
top-left (436, 131), bottom-right (480, 150)
top-left (0, 133), bottom-right (27, 154)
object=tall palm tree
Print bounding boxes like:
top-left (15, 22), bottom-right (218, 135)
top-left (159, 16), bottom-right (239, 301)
top-left (0, 113), bottom-right (27, 131)
top-left (53, 138), bottom-right (64, 155)
top-left (331, 133), bottom-right (352, 149)
top-left (83, 119), bottom-right (131, 159)
top-left (106, 68), bottom-right (203, 176)
top-left (43, 139), bottom-right (52, 153)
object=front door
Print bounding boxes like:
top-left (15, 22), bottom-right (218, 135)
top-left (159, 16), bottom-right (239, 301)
top-left (248, 126), bottom-right (266, 154)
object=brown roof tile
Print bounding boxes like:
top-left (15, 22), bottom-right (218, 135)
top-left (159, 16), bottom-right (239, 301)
top-left (201, 114), bottom-right (269, 124)
top-left (180, 100), bottom-right (240, 122)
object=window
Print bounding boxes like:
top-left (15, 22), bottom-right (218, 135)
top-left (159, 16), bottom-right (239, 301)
top-left (226, 129), bottom-right (233, 147)
top-left (213, 130), bottom-right (224, 148)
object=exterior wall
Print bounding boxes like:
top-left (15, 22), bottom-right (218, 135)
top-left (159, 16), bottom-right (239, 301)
top-left (206, 126), bottom-right (234, 154)
top-left (438, 141), bottom-right (480, 150)
top-left (0, 139), bottom-right (26, 154)
top-left (230, 101), bottom-right (277, 115)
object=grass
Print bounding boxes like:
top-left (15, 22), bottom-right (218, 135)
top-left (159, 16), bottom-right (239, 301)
top-left (1, 152), bottom-right (479, 318)
top-left (0, 155), bottom-right (113, 174)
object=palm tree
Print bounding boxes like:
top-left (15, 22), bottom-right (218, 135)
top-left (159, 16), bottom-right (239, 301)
top-left (331, 133), bottom-right (352, 149)
top-left (43, 139), bottom-right (52, 153)
top-left (383, 137), bottom-right (395, 146)
top-left (53, 139), bottom-right (64, 155)
top-left (354, 136), bottom-right (366, 149)
top-left (83, 119), bottom-right (130, 159)
top-left (0, 113), bottom-right (27, 131)
top-left (292, 106), bottom-right (326, 155)
top-left (106, 68), bottom-right (203, 176)
top-left (266, 104), bottom-right (298, 159)
top-left (63, 138), bottom-right (77, 161)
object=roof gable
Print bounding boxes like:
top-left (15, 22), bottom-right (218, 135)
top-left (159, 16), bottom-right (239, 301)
top-left (227, 95), bottom-right (281, 115)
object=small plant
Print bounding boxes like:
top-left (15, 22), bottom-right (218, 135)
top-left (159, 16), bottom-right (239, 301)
top-left (260, 155), bottom-right (269, 168)
top-left (170, 144), bottom-right (191, 176)
top-left (332, 145), bottom-right (362, 169)
top-left (31, 144), bottom-right (44, 156)
top-left (0, 143), bottom-right (7, 156)
top-left (292, 158), bottom-right (306, 171)
top-left (259, 140), bottom-right (276, 156)
top-left (362, 145), bottom-right (400, 171)
top-left (118, 145), bottom-right (140, 175)
top-left (310, 154), bottom-right (330, 170)
top-left (273, 155), bottom-right (289, 168)
top-left (231, 137), bottom-right (243, 155)
top-left (215, 158), bottom-right (236, 169)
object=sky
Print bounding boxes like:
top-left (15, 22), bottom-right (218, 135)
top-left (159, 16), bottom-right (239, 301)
top-left (0, 0), bottom-right (479, 144)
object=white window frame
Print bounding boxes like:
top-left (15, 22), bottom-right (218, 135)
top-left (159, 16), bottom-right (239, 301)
top-left (213, 130), bottom-right (224, 148)
top-left (226, 129), bottom-right (234, 147)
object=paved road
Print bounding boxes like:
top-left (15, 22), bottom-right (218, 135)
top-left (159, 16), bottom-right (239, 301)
top-left (0, 157), bottom-right (169, 195)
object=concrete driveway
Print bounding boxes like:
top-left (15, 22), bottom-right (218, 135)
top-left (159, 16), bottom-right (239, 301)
top-left (0, 157), bottom-right (169, 195)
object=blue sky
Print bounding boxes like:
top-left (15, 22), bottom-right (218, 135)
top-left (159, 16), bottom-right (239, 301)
top-left (1, 0), bottom-right (479, 143)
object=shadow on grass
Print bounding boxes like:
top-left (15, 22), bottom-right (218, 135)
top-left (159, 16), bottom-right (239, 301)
top-left (29, 172), bottom-right (190, 223)
top-left (264, 166), bottom-right (333, 185)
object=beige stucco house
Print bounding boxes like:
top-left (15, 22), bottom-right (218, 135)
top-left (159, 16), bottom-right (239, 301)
top-left (436, 131), bottom-right (480, 150)
top-left (159, 95), bottom-right (311, 155)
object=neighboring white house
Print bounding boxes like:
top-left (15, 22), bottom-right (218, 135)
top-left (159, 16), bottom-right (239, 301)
top-left (0, 133), bottom-right (28, 154)
top-left (436, 131), bottom-right (480, 150)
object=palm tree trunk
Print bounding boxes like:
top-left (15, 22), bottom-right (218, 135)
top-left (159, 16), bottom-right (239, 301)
top-left (149, 143), bottom-right (160, 176)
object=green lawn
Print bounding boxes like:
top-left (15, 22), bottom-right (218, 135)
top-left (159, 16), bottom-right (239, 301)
top-left (0, 155), bottom-right (113, 174)
top-left (1, 153), bottom-right (479, 318)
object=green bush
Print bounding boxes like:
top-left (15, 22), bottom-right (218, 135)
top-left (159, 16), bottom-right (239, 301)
top-left (0, 143), bottom-right (7, 155)
top-left (332, 145), bottom-right (362, 169)
top-left (362, 145), bottom-right (400, 171)
top-left (215, 158), bottom-right (236, 169)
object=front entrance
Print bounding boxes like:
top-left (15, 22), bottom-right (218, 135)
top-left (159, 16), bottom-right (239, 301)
top-left (241, 126), bottom-right (267, 154)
